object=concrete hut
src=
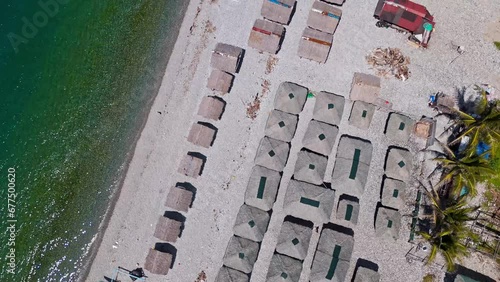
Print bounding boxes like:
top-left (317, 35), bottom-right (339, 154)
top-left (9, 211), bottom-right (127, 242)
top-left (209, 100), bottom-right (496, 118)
top-left (216, 267), bottom-right (249, 282)
top-left (261, 0), bottom-right (296, 25)
top-left (384, 147), bottom-right (413, 182)
top-left (302, 120), bottom-right (338, 156)
top-left (375, 207), bottom-right (401, 241)
top-left (248, 19), bottom-right (285, 54)
top-left (233, 204), bottom-right (271, 243)
top-left (223, 236), bottom-right (260, 274)
top-left (385, 113), bottom-right (415, 143)
top-left (336, 196), bottom-right (360, 225)
top-left (353, 267), bottom-right (380, 282)
top-left (153, 216), bottom-right (182, 243)
top-left (177, 154), bottom-right (204, 178)
top-left (381, 178), bottom-right (407, 210)
top-left (307, 1), bottom-right (342, 34)
top-left (187, 122), bottom-right (216, 148)
top-left (266, 253), bottom-right (303, 282)
top-left (283, 180), bottom-right (335, 223)
top-left (206, 69), bottom-right (234, 93)
top-left (144, 249), bottom-right (173, 275)
top-left (164, 186), bottom-right (193, 212)
top-left (298, 27), bottom-right (333, 63)
top-left (275, 220), bottom-right (313, 260)
top-left (274, 81), bottom-right (308, 115)
top-left (211, 43), bottom-right (244, 73)
top-left (349, 101), bottom-right (376, 129)
top-left (197, 96), bottom-right (226, 120)
top-left (254, 136), bottom-right (290, 172)
top-left (244, 165), bottom-right (282, 211)
top-left (310, 228), bottom-right (353, 282)
top-left (293, 150), bottom-right (328, 185)
top-left (312, 91), bottom-right (345, 125)
top-left (331, 136), bottom-right (373, 195)
top-left (264, 110), bottom-right (299, 142)
top-left (350, 73), bottom-right (381, 104)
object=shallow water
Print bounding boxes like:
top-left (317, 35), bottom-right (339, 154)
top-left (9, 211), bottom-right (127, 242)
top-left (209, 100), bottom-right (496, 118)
top-left (0, 1), bottom-right (189, 280)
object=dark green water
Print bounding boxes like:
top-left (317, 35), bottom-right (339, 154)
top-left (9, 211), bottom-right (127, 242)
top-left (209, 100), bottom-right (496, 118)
top-left (0, 1), bottom-right (189, 280)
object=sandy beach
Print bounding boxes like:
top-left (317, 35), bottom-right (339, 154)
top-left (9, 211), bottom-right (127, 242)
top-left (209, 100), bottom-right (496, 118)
top-left (86, 0), bottom-right (500, 281)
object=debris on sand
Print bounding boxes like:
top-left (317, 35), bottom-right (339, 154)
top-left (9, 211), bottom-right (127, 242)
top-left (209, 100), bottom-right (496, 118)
top-left (195, 270), bottom-right (207, 282)
top-left (246, 93), bottom-right (261, 120)
top-left (261, 79), bottom-right (270, 97)
top-left (265, 55), bottom-right (279, 74)
top-left (366, 47), bottom-right (411, 81)
top-left (204, 20), bottom-right (216, 33)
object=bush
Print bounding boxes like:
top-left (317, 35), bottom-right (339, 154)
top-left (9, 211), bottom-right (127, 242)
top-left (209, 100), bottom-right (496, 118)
top-left (423, 274), bottom-right (435, 282)
top-left (495, 41), bottom-right (500, 50)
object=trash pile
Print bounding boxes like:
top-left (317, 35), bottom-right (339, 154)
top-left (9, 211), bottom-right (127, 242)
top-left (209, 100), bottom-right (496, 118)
top-left (366, 48), bottom-right (411, 81)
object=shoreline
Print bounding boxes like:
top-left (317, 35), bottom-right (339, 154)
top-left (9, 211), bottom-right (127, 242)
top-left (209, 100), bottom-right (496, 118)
top-left (80, 1), bottom-right (192, 281)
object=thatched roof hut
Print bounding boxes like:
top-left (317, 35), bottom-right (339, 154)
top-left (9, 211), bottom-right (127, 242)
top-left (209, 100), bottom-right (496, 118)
top-left (248, 19), bottom-right (285, 54)
top-left (153, 216), bottom-right (182, 242)
top-left (307, 1), bottom-right (342, 34)
top-left (298, 27), bottom-right (333, 63)
top-left (275, 221), bottom-right (312, 260)
top-left (283, 180), bottom-right (335, 223)
top-left (310, 229), bottom-right (353, 282)
top-left (293, 150), bottom-right (328, 185)
top-left (197, 96), bottom-right (226, 120)
top-left (353, 267), bottom-right (380, 282)
top-left (223, 236), bottom-right (260, 274)
top-left (350, 73), bottom-right (381, 103)
top-left (312, 91), bottom-right (345, 126)
top-left (207, 69), bottom-right (234, 93)
top-left (385, 113), bottom-right (415, 143)
top-left (177, 154), bottom-right (204, 178)
top-left (336, 197), bottom-right (360, 224)
top-left (165, 186), bottom-right (193, 212)
top-left (211, 43), bottom-right (244, 74)
top-left (302, 120), bottom-right (338, 156)
top-left (144, 249), bottom-right (172, 275)
top-left (266, 253), bottom-right (303, 282)
top-left (375, 207), bottom-right (401, 241)
top-left (187, 123), bottom-right (216, 148)
top-left (274, 82), bottom-right (308, 114)
top-left (261, 0), bottom-right (296, 25)
top-left (348, 101), bottom-right (375, 129)
top-left (317, 229), bottom-right (354, 260)
top-left (331, 136), bottom-right (373, 195)
top-left (254, 137), bottom-right (290, 172)
top-left (310, 251), bottom-right (349, 282)
top-left (384, 147), bottom-right (412, 182)
top-left (264, 110), bottom-right (299, 142)
top-left (244, 165), bottom-right (282, 211)
top-left (216, 267), bottom-right (249, 282)
top-left (233, 204), bottom-right (270, 242)
top-left (381, 178), bottom-right (406, 210)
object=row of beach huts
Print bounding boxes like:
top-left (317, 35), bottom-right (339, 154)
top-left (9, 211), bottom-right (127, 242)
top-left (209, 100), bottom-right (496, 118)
top-left (143, 42), bottom-right (246, 275)
top-left (250, 0), bottom-right (343, 63)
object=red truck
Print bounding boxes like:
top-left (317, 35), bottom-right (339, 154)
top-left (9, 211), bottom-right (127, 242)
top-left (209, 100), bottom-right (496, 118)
top-left (374, 0), bottom-right (435, 47)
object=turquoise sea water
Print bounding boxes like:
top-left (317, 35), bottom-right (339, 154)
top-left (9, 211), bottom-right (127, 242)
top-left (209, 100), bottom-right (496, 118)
top-left (0, 1), bottom-right (189, 280)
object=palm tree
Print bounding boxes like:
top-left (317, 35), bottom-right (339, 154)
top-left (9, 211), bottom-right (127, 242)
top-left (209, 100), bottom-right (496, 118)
top-left (444, 89), bottom-right (500, 157)
top-left (418, 187), bottom-right (480, 271)
top-left (431, 141), bottom-right (495, 197)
